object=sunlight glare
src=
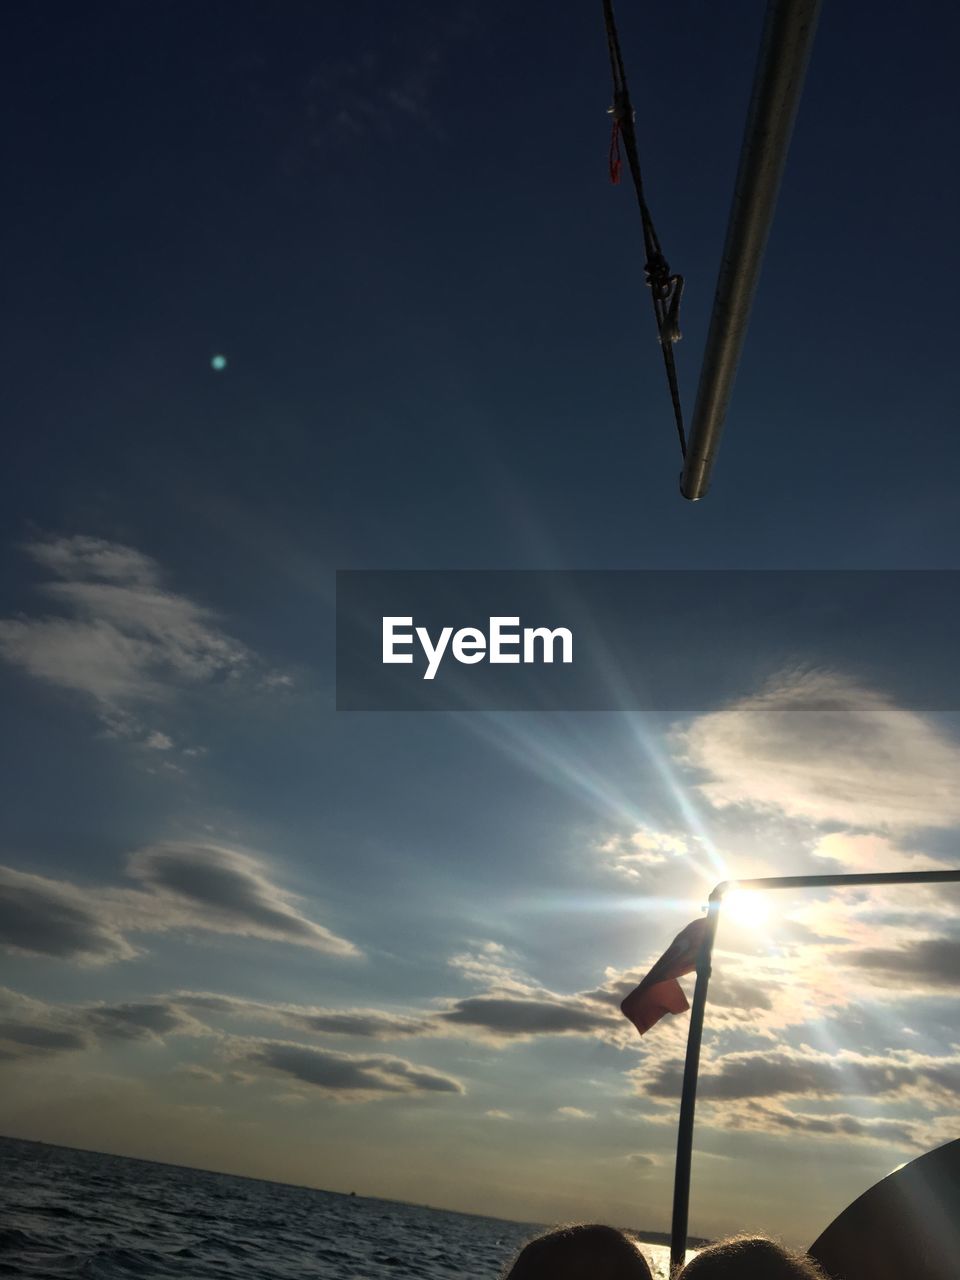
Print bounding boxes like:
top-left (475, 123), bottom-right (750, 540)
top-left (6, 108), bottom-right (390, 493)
top-left (723, 887), bottom-right (771, 929)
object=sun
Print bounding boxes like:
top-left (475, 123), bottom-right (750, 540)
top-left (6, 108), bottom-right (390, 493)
top-left (722, 887), bottom-right (771, 929)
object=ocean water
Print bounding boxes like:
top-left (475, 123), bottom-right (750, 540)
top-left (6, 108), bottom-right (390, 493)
top-left (0, 1137), bottom-right (672, 1279)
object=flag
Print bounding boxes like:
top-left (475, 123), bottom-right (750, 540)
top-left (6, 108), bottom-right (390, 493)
top-left (620, 916), bottom-right (709, 1035)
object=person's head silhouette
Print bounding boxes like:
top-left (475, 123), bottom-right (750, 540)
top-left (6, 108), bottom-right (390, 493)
top-left (504, 1223), bottom-right (654, 1280)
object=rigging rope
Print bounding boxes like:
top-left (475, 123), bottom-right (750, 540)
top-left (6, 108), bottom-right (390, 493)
top-left (602, 0), bottom-right (686, 457)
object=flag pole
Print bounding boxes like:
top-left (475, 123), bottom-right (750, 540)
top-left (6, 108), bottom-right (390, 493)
top-left (666, 869), bottom-right (960, 1274)
top-left (669, 885), bottom-right (724, 1275)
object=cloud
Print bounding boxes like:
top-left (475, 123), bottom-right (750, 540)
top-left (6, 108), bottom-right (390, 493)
top-left (182, 942), bottom-right (639, 1050)
top-left (0, 989), bottom-right (197, 1062)
top-left (0, 998), bottom-right (88, 1059)
top-left (82, 1001), bottom-right (201, 1041)
top-left (630, 1041), bottom-right (960, 1152)
top-left (0, 866), bottom-right (136, 963)
top-left (718, 1101), bottom-right (945, 1150)
top-left (597, 826), bottom-right (690, 880)
top-left (0, 535), bottom-right (284, 745)
top-left (440, 942), bottom-right (783, 1048)
top-left (27, 536), bottom-right (159, 585)
top-left (0, 844), bottom-right (358, 963)
top-left (439, 996), bottom-right (613, 1040)
top-left (846, 937), bottom-right (960, 989)
top-left (244, 1040), bottom-right (465, 1102)
top-left (126, 843), bottom-right (359, 956)
top-left (486, 1109), bottom-right (512, 1120)
top-left (175, 992), bottom-right (429, 1039)
top-left (267, 7), bottom-right (477, 165)
top-left (636, 1045), bottom-right (960, 1109)
top-left (0, 988), bottom-right (468, 1112)
top-left (707, 973), bottom-right (774, 1012)
top-left (556, 1106), bottom-right (594, 1120)
top-left (676, 671), bottom-right (960, 832)
top-left (177, 1065), bottom-right (224, 1084)
top-left (811, 833), bottom-right (946, 874)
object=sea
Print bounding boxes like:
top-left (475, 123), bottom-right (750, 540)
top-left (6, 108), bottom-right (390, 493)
top-left (0, 1137), bottom-right (674, 1279)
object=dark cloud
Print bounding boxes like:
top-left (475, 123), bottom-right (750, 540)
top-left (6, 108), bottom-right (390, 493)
top-left (580, 976), bottom-right (641, 1011)
top-left (0, 1020), bottom-right (87, 1053)
top-left (247, 1040), bottom-right (464, 1100)
top-left (0, 987), bottom-right (463, 1103)
top-left (171, 993), bottom-right (240, 1014)
top-left (847, 937), bottom-right (960, 988)
top-left (724, 1102), bottom-right (924, 1149)
top-left (0, 988), bottom-right (201, 1063)
top-left (178, 980), bottom-right (626, 1047)
top-left (642, 1048), bottom-right (960, 1105)
top-left (128, 843), bottom-right (359, 956)
top-left (82, 1001), bottom-right (196, 1041)
top-left (0, 843), bottom-right (359, 965)
top-left (0, 988), bottom-right (92, 1061)
top-left (294, 1011), bottom-right (432, 1038)
top-left (0, 867), bottom-right (134, 963)
top-left (708, 974), bottom-right (774, 1012)
top-left (439, 996), bottom-right (612, 1039)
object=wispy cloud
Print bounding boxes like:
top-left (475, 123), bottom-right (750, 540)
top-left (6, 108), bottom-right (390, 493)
top-left (0, 988), bottom-right (466, 1107)
top-left (125, 843), bottom-right (359, 956)
top-left (0, 843), bottom-right (358, 963)
top-left (596, 825), bottom-right (691, 880)
top-left (175, 992), bottom-right (431, 1040)
top-left (0, 988), bottom-right (90, 1060)
top-left (0, 988), bottom-right (200, 1062)
top-left (439, 995), bottom-right (613, 1040)
top-left (630, 1042), bottom-right (960, 1150)
top-left (243, 1040), bottom-right (465, 1102)
top-left (713, 1101), bottom-right (952, 1152)
top-left (638, 1044), bottom-right (960, 1106)
top-left (846, 936), bottom-right (960, 990)
top-left (676, 671), bottom-right (960, 832)
top-left (267, 6), bottom-right (478, 163)
top-left (0, 535), bottom-right (285, 749)
top-left (0, 867), bottom-right (137, 964)
top-left (556, 1106), bottom-right (594, 1120)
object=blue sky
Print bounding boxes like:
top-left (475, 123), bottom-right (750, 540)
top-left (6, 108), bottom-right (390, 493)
top-left (1, 0), bottom-right (959, 1249)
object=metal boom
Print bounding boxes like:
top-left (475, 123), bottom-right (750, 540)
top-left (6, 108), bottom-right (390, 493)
top-left (680, 0), bottom-right (822, 501)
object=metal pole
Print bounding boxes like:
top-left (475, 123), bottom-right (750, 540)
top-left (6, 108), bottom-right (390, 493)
top-left (680, 0), bottom-right (823, 501)
top-left (669, 890), bottom-right (722, 1275)
top-left (727, 870), bottom-right (960, 892)
top-left (667, 869), bottom-right (960, 1271)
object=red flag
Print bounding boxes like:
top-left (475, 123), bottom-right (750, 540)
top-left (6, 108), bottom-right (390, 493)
top-left (620, 917), bottom-right (709, 1035)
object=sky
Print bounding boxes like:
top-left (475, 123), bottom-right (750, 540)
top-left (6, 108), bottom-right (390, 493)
top-left (1, 0), bottom-right (960, 1251)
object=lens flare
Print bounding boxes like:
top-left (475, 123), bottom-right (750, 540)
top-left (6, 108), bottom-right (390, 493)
top-left (723, 887), bottom-right (770, 929)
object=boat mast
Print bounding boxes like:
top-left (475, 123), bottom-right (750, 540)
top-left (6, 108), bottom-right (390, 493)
top-left (679, 0), bottom-right (822, 501)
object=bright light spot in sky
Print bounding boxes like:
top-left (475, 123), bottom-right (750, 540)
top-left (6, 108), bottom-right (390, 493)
top-left (210, 354), bottom-right (227, 371)
top-left (723, 887), bottom-right (770, 929)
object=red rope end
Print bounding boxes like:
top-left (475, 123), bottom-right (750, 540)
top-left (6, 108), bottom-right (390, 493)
top-left (608, 118), bottom-right (622, 185)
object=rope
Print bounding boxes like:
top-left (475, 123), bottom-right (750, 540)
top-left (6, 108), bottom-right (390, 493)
top-left (602, 0), bottom-right (686, 457)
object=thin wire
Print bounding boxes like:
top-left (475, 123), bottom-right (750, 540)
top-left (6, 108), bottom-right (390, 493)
top-left (602, 0), bottom-right (686, 457)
